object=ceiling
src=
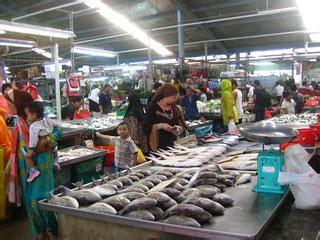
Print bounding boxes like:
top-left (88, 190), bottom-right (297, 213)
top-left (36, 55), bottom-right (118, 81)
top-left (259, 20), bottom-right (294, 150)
top-left (0, 0), bottom-right (316, 69)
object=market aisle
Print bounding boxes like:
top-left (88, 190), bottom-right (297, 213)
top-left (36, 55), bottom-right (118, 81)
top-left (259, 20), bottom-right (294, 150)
top-left (0, 207), bottom-right (33, 240)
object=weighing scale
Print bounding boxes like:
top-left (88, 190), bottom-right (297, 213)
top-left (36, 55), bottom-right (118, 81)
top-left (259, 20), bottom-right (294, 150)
top-left (239, 122), bottom-right (299, 194)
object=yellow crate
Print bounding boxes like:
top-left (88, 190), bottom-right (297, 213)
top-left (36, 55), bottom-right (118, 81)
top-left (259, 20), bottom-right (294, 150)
top-left (0, 147), bottom-right (5, 220)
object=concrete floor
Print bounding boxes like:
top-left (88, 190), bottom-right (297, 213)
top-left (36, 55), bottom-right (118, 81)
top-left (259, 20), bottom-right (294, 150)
top-left (0, 193), bottom-right (319, 240)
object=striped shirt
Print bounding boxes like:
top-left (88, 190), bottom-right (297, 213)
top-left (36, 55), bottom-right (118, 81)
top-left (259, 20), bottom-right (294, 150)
top-left (111, 136), bottom-right (138, 169)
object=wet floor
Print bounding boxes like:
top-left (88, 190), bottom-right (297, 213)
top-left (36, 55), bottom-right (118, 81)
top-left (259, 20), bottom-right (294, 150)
top-left (0, 193), bottom-right (319, 240)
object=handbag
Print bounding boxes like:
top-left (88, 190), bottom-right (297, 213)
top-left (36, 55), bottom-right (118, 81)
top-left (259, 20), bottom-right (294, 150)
top-left (174, 128), bottom-right (197, 145)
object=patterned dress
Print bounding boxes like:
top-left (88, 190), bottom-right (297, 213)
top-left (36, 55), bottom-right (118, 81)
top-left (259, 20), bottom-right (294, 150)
top-left (124, 116), bottom-right (148, 154)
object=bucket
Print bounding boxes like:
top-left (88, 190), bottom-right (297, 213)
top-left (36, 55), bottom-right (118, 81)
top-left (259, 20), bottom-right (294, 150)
top-left (297, 128), bottom-right (317, 147)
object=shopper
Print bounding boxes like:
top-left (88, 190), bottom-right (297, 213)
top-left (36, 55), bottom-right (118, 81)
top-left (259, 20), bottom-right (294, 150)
top-left (24, 102), bottom-right (60, 182)
top-left (88, 87), bottom-right (101, 117)
top-left (61, 95), bottom-right (83, 121)
top-left (144, 84), bottom-right (185, 151)
top-left (290, 84), bottom-right (304, 114)
top-left (1, 83), bottom-right (12, 95)
top-left (253, 80), bottom-right (271, 122)
top-left (247, 81), bottom-right (255, 99)
top-left (147, 82), bottom-right (162, 105)
top-left (96, 122), bottom-right (138, 172)
top-left (273, 81), bottom-right (284, 103)
top-left (123, 94), bottom-right (148, 154)
top-left (221, 79), bottom-right (238, 126)
top-left (0, 107), bottom-right (11, 166)
top-left (99, 84), bottom-right (112, 116)
top-left (281, 91), bottom-right (296, 114)
top-left (180, 86), bottom-right (202, 120)
top-left (5, 89), bottom-right (61, 239)
top-left (231, 80), bottom-right (244, 124)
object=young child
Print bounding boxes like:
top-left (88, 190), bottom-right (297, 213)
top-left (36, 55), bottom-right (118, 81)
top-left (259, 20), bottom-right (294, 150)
top-left (25, 101), bottom-right (60, 182)
top-left (96, 122), bottom-right (138, 173)
top-left (281, 91), bottom-right (296, 114)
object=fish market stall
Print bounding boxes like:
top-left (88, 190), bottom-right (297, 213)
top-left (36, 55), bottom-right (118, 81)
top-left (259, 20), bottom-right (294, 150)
top-left (41, 141), bottom-right (288, 240)
top-left (262, 113), bottom-right (317, 129)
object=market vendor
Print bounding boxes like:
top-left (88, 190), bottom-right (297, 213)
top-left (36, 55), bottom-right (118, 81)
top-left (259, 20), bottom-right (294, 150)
top-left (281, 91), bottom-right (296, 114)
top-left (147, 82), bottom-right (162, 105)
top-left (99, 84), bottom-right (112, 116)
top-left (61, 95), bottom-right (83, 121)
top-left (221, 79), bottom-right (238, 127)
top-left (180, 86), bottom-right (202, 120)
top-left (144, 84), bottom-right (185, 151)
top-left (88, 87), bottom-right (101, 117)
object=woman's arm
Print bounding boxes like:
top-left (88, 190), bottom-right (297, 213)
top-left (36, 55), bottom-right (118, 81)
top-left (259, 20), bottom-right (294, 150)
top-left (96, 132), bottom-right (112, 140)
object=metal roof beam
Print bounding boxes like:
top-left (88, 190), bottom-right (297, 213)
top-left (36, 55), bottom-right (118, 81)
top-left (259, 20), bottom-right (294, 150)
top-left (170, 0), bottom-right (228, 55)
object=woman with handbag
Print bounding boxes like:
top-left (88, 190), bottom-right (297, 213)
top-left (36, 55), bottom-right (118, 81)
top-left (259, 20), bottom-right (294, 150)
top-left (5, 89), bottom-right (61, 240)
top-left (144, 84), bottom-right (186, 151)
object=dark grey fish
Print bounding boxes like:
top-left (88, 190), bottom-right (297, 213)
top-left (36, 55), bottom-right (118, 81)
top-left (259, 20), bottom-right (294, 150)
top-left (138, 180), bottom-right (154, 189)
top-left (127, 175), bottom-right (140, 182)
top-left (48, 193), bottom-right (79, 208)
top-left (184, 197), bottom-right (225, 215)
top-left (117, 177), bottom-right (133, 186)
top-left (181, 188), bottom-right (199, 197)
top-left (159, 199), bottom-right (177, 211)
top-left (156, 171), bottom-right (174, 178)
top-left (119, 187), bottom-right (145, 194)
top-left (108, 180), bottom-right (123, 189)
top-left (194, 210), bottom-right (212, 223)
top-left (164, 168), bottom-right (180, 174)
top-left (175, 178), bottom-right (189, 186)
top-left (102, 195), bottom-right (131, 211)
top-left (60, 186), bottom-right (101, 205)
top-left (118, 197), bottom-right (157, 215)
top-left (198, 171), bottom-right (217, 179)
top-left (195, 186), bottom-right (219, 199)
top-left (124, 210), bottom-right (155, 221)
top-left (169, 182), bottom-right (186, 191)
top-left (196, 185), bottom-right (221, 193)
top-left (194, 178), bottom-right (218, 187)
top-left (175, 173), bottom-right (192, 180)
top-left (146, 177), bottom-right (162, 185)
top-left (159, 188), bottom-right (181, 198)
top-left (212, 183), bottom-right (227, 192)
top-left (211, 193), bottom-right (234, 206)
top-left (215, 174), bottom-right (227, 181)
top-left (85, 202), bottom-right (117, 214)
top-left (147, 192), bottom-right (171, 203)
top-left (148, 207), bottom-right (164, 220)
top-left (129, 172), bottom-right (145, 179)
top-left (130, 183), bottom-right (149, 192)
top-left (173, 194), bottom-right (186, 203)
top-left (219, 179), bottom-right (234, 187)
top-left (221, 174), bottom-right (236, 180)
top-left (123, 192), bottom-right (146, 201)
top-left (161, 216), bottom-right (201, 228)
top-left (165, 204), bottom-right (204, 218)
top-left (136, 170), bottom-right (151, 177)
top-left (153, 175), bottom-right (168, 181)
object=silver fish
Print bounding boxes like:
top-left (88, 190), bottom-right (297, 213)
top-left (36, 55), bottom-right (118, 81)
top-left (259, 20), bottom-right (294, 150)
top-left (124, 210), bottom-right (155, 221)
top-left (101, 195), bottom-right (131, 211)
top-left (60, 186), bottom-right (101, 205)
top-left (85, 202), bottom-right (117, 214)
top-left (48, 193), bottom-right (79, 208)
top-left (236, 174), bottom-right (251, 185)
top-left (118, 197), bottom-right (157, 215)
top-left (161, 216), bottom-right (201, 228)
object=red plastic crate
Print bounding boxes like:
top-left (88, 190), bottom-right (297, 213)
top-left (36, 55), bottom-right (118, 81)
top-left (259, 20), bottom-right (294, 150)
top-left (95, 146), bottom-right (115, 167)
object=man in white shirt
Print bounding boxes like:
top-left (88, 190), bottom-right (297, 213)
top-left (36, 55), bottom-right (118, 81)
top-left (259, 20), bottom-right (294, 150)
top-left (281, 91), bottom-right (296, 114)
top-left (273, 82), bottom-right (284, 103)
top-left (88, 87), bottom-right (101, 117)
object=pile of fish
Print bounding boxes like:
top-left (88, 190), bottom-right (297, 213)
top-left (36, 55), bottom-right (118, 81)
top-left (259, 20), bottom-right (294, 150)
top-left (58, 148), bottom-right (101, 162)
top-left (48, 166), bottom-right (252, 228)
top-left (265, 113), bottom-right (316, 126)
top-left (218, 153), bottom-right (258, 171)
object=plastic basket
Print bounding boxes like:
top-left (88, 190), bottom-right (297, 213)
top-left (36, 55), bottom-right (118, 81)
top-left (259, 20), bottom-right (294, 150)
top-left (54, 165), bottom-right (72, 188)
top-left (190, 125), bottom-right (212, 137)
top-left (116, 110), bottom-right (126, 117)
top-left (71, 157), bottom-right (103, 184)
top-left (95, 146), bottom-right (115, 167)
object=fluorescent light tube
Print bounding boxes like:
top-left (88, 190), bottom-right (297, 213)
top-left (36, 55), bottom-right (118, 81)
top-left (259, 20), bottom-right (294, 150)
top-left (0, 20), bottom-right (75, 39)
top-left (72, 46), bottom-right (117, 57)
top-left (0, 38), bottom-right (36, 48)
top-left (33, 48), bottom-right (63, 60)
top-left (84, 0), bottom-right (172, 56)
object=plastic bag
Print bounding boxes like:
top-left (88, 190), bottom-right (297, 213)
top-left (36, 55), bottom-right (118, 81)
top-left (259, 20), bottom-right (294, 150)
top-left (136, 148), bottom-right (146, 165)
top-left (228, 119), bottom-right (239, 135)
top-left (278, 144), bottom-right (320, 209)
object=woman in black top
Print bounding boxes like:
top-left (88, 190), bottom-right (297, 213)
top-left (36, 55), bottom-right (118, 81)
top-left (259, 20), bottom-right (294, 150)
top-left (144, 84), bottom-right (185, 150)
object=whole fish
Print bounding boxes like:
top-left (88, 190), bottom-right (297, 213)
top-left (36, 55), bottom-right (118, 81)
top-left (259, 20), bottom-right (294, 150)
top-left (102, 195), bottom-right (131, 211)
top-left (118, 197), bottom-right (157, 215)
top-left (181, 188), bottom-right (199, 197)
top-left (130, 183), bottom-right (149, 192)
top-left (198, 171), bottom-right (217, 179)
top-left (173, 194), bottom-right (186, 203)
top-left (153, 175), bottom-right (168, 181)
top-left (136, 170), bottom-right (151, 177)
top-left (175, 178), bottom-right (189, 186)
top-left (85, 202), bottom-right (117, 214)
top-left (138, 180), bottom-right (154, 189)
top-left (117, 177), bottom-right (133, 186)
top-left (156, 171), bottom-right (174, 178)
top-left (159, 198), bottom-right (177, 211)
top-left (194, 178), bottom-right (217, 187)
top-left (163, 168), bottom-right (181, 174)
top-left (175, 173), bottom-right (193, 180)
top-left (129, 172), bottom-right (145, 179)
top-left (212, 183), bottom-right (227, 192)
top-left (146, 177), bottom-right (162, 185)
top-left (127, 175), bottom-right (140, 182)
top-left (118, 187), bottom-right (145, 194)
top-left (194, 210), bottom-right (212, 223)
top-left (228, 171), bottom-right (241, 177)
top-left (60, 186), bottom-right (101, 205)
top-left (161, 216), bottom-right (201, 228)
top-left (211, 193), bottom-right (234, 206)
top-left (108, 180), bottom-right (123, 189)
top-left (147, 207), bottom-right (164, 220)
top-left (147, 192), bottom-right (171, 203)
top-left (184, 197), bottom-right (225, 215)
top-left (219, 161), bottom-right (257, 171)
top-left (218, 179), bottom-right (234, 187)
top-left (159, 188), bottom-right (181, 198)
top-left (165, 204), bottom-right (205, 218)
top-left (123, 192), bottom-right (146, 201)
top-left (124, 210), bottom-right (155, 221)
top-left (48, 193), bottom-right (79, 208)
top-left (169, 182), bottom-right (186, 191)
top-left (195, 187), bottom-right (219, 199)
top-left (236, 174), bottom-right (251, 185)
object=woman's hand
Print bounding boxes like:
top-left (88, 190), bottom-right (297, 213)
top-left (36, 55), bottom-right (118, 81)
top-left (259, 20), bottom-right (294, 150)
top-left (96, 132), bottom-right (103, 138)
top-left (157, 123), bottom-right (173, 132)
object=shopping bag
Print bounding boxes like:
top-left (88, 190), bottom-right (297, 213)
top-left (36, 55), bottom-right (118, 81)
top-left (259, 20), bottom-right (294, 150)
top-left (136, 148), bottom-right (146, 165)
top-left (227, 119), bottom-right (239, 135)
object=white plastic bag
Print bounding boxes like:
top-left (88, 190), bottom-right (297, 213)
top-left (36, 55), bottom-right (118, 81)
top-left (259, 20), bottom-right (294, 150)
top-left (278, 144), bottom-right (320, 209)
top-left (227, 119), bottom-right (239, 135)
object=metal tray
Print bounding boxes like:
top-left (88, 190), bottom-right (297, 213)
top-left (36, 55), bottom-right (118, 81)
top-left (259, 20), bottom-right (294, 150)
top-left (61, 127), bottom-right (85, 138)
top-left (58, 145), bottom-right (106, 167)
top-left (238, 122), bottom-right (299, 144)
top-left (40, 162), bottom-right (288, 239)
